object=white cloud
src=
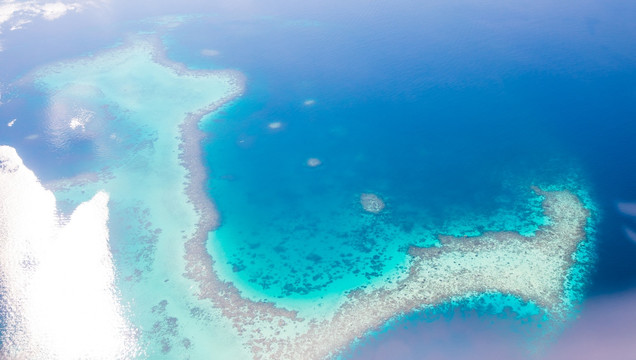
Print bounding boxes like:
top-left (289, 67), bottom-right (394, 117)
top-left (9, 17), bottom-right (30, 30)
top-left (0, 0), bottom-right (102, 34)
top-left (41, 1), bottom-right (76, 19)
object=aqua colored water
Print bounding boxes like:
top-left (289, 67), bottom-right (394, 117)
top-left (162, 7), bottom-right (600, 302)
top-left (1, 0), bottom-right (636, 358)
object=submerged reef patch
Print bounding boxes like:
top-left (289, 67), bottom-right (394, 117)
top-left (197, 186), bottom-right (592, 359)
top-left (360, 193), bottom-right (385, 214)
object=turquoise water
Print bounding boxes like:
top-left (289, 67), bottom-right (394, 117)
top-left (161, 17), bottom-right (595, 303)
top-left (1, 0), bottom-right (635, 358)
top-left (20, 41), bottom-right (247, 357)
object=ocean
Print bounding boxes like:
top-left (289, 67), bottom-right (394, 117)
top-left (1, 0), bottom-right (636, 358)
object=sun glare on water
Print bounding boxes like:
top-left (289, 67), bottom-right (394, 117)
top-left (0, 146), bottom-right (137, 359)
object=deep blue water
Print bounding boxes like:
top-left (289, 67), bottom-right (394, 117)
top-left (162, 3), bottom-right (636, 356)
top-left (1, 0), bottom-right (636, 358)
top-left (158, 0), bottom-right (636, 300)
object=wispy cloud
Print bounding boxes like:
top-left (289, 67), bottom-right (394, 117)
top-left (0, 0), bottom-right (104, 35)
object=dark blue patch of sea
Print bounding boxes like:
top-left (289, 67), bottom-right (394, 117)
top-left (161, 0), bottom-right (636, 307)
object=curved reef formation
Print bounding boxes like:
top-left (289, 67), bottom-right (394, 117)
top-left (189, 186), bottom-right (590, 359)
top-left (9, 37), bottom-right (595, 360)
